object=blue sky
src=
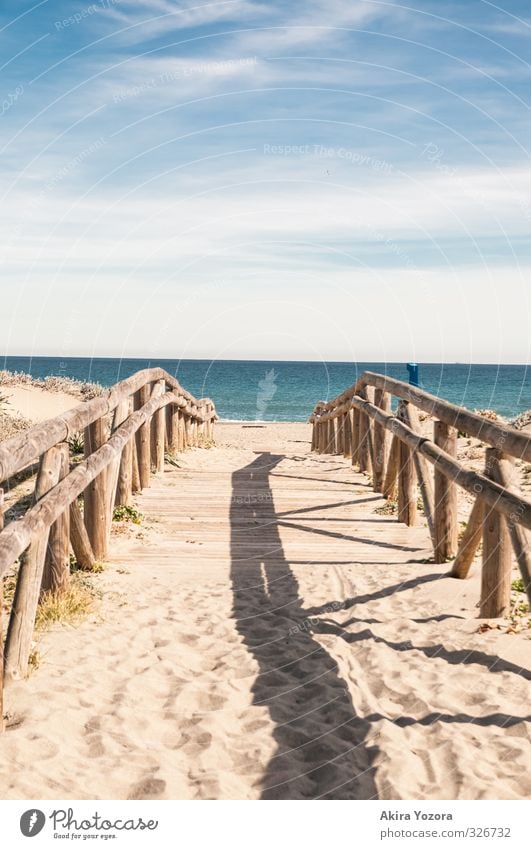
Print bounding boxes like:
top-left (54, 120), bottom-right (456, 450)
top-left (1, 0), bottom-right (530, 363)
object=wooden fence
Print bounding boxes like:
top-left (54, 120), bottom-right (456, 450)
top-left (310, 371), bottom-right (531, 619)
top-left (0, 368), bottom-right (216, 727)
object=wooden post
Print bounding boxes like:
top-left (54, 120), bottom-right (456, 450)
top-left (178, 410), bottom-right (186, 452)
top-left (42, 443), bottom-right (70, 594)
top-left (84, 417), bottom-right (108, 561)
top-left (170, 405), bottom-right (180, 453)
top-left (319, 419), bottom-right (326, 454)
top-left (151, 380), bottom-right (166, 473)
top-left (358, 408), bottom-right (372, 474)
top-left (343, 410), bottom-right (352, 459)
top-left (480, 449), bottom-right (512, 618)
top-left (184, 413), bottom-right (192, 448)
top-left (492, 454), bottom-right (531, 608)
top-left (449, 496), bottom-right (484, 579)
top-left (400, 403), bottom-right (436, 547)
top-left (336, 413), bottom-right (344, 455)
top-left (0, 489), bottom-right (4, 730)
top-left (135, 385), bottom-right (151, 489)
top-left (198, 403), bottom-right (206, 444)
top-left (116, 399), bottom-right (133, 508)
top-left (434, 421), bottom-right (458, 562)
top-left (207, 403), bottom-right (214, 441)
top-left (192, 408), bottom-right (199, 446)
top-left (107, 400), bottom-right (130, 518)
top-left (383, 433), bottom-right (400, 501)
top-left (372, 389), bottom-right (390, 492)
top-left (4, 448), bottom-right (62, 679)
top-left (70, 499), bottom-right (96, 571)
top-left (351, 408), bottom-right (360, 468)
top-left (397, 437), bottom-right (417, 526)
top-left (131, 438), bottom-right (141, 493)
top-left (323, 418), bottom-right (332, 453)
top-left (165, 405), bottom-right (173, 452)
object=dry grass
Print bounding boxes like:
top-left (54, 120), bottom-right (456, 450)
top-left (374, 499), bottom-right (397, 515)
top-left (197, 434), bottom-right (215, 449)
top-left (0, 410), bottom-right (33, 442)
top-left (0, 369), bottom-right (104, 400)
top-left (35, 573), bottom-right (98, 629)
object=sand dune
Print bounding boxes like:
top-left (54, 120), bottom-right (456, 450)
top-left (1, 384), bottom-right (80, 422)
top-left (0, 422), bottom-right (530, 799)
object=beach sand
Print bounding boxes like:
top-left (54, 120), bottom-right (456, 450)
top-left (0, 384), bottom-right (80, 422)
top-left (1, 408), bottom-right (530, 800)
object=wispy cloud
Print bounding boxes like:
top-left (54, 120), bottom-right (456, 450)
top-left (1, 0), bottom-right (530, 360)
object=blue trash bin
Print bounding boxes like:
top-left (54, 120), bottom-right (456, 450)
top-left (407, 362), bottom-right (419, 387)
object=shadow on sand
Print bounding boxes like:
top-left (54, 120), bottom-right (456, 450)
top-left (230, 452), bottom-right (379, 800)
top-left (229, 451), bottom-right (531, 799)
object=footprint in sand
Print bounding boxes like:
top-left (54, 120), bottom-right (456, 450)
top-left (86, 734), bottom-right (105, 758)
top-left (127, 777), bottom-right (166, 800)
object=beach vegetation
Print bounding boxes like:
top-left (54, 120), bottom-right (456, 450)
top-left (165, 452), bottom-right (181, 466)
top-left (197, 433), bottom-right (215, 449)
top-left (0, 369), bottom-right (104, 399)
top-left (112, 504), bottom-right (142, 524)
top-left (374, 499), bottom-right (397, 515)
top-left (68, 432), bottom-right (85, 455)
top-left (35, 573), bottom-right (98, 629)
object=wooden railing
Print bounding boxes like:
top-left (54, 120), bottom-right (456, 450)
top-left (0, 369), bottom-right (216, 724)
top-left (310, 372), bottom-right (531, 619)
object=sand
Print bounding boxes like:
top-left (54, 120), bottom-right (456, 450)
top-left (0, 414), bottom-right (530, 800)
top-left (0, 385), bottom-right (80, 422)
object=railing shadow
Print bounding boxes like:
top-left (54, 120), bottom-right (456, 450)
top-left (230, 452), bottom-right (379, 800)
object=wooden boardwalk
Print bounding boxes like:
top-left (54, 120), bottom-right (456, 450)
top-left (1, 363), bottom-right (530, 799)
top-left (88, 427), bottom-right (528, 801)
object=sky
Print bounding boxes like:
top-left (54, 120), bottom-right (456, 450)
top-left (1, 0), bottom-right (530, 363)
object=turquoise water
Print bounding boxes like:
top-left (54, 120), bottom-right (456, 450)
top-left (1, 357), bottom-right (530, 422)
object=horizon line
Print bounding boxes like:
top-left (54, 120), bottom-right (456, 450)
top-left (1, 354), bottom-right (530, 368)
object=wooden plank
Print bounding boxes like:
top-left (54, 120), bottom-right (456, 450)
top-left (480, 449), bottom-right (512, 618)
top-left (4, 448), bottom-right (62, 679)
top-left (434, 421), bottom-right (458, 562)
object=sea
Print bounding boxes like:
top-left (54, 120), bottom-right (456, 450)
top-left (1, 357), bottom-right (530, 422)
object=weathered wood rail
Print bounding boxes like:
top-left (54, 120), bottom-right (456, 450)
top-left (310, 372), bottom-right (531, 619)
top-left (0, 369), bottom-right (216, 727)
